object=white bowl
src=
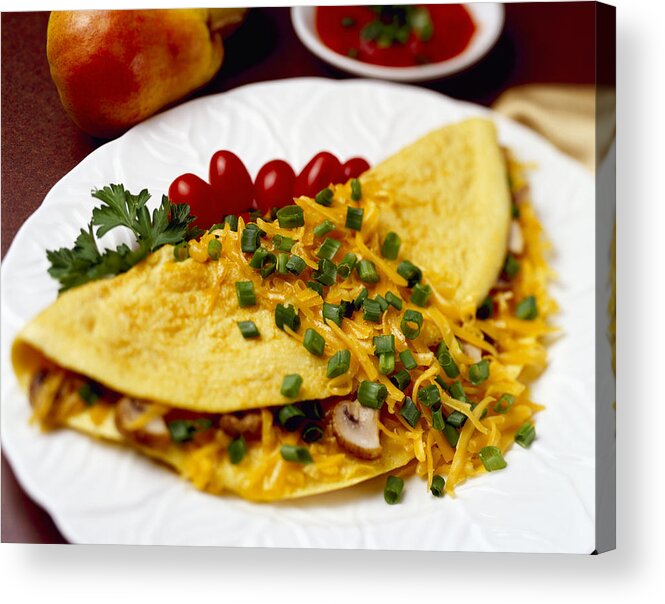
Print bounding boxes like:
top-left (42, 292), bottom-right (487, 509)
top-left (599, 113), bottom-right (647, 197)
top-left (291, 4), bottom-right (504, 82)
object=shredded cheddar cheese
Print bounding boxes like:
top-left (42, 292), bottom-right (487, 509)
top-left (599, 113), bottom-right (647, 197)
top-left (29, 151), bottom-right (554, 500)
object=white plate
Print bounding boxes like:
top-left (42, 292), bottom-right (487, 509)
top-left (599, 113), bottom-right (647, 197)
top-left (0, 78), bottom-right (595, 552)
top-left (291, 5), bottom-right (504, 82)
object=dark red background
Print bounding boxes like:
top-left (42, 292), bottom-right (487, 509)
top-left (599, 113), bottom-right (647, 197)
top-left (1, 4), bottom-right (602, 543)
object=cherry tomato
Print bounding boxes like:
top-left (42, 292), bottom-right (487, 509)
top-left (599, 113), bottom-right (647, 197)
top-left (254, 160), bottom-right (296, 213)
top-left (341, 157), bottom-right (371, 180)
top-left (168, 173), bottom-right (220, 229)
top-left (209, 150), bottom-right (255, 214)
top-left (294, 151), bottom-right (343, 197)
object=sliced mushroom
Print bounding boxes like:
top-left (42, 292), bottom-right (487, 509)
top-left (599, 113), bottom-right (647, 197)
top-left (332, 399), bottom-right (382, 460)
top-left (512, 185), bottom-right (530, 205)
top-left (29, 368), bottom-right (65, 424)
top-left (115, 397), bottom-right (170, 449)
top-left (219, 411), bottom-right (262, 438)
top-left (462, 342), bottom-right (482, 363)
top-left (29, 368), bottom-right (50, 409)
top-left (509, 220), bottom-right (524, 255)
top-left (493, 278), bottom-right (512, 291)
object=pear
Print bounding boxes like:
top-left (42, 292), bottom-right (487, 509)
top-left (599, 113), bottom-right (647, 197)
top-left (46, 8), bottom-right (247, 138)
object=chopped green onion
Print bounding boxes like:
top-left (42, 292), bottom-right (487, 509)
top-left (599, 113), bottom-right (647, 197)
top-left (276, 252), bottom-right (289, 274)
top-left (345, 206), bottom-right (364, 231)
top-left (350, 178), bottom-right (362, 201)
top-left (306, 280), bottom-right (324, 297)
top-left (207, 238), bottom-right (222, 260)
top-left (276, 205), bottom-right (305, 228)
top-left (494, 393), bottom-right (516, 414)
top-left (375, 295), bottom-right (389, 312)
top-left (430, 474), bottom-right (445, 497)
top-left (316, 237), bottom-right (341, 261)
top-left (303, 328), bottom-right (325, 356)
top-left (512, 204), bottom-right (520, 219)
top-left (224, 214), bottom-right (239, 231)
top-left (228, 436), bottom-right (247, 464)
top-left (362, 298), bottom-right (383, 322)
top-left (446, 410), bottom-right (467, 429)
top-left (168, 419), bottom-right (196, 443)
top-left (356, 258), bottom-right (379, 283)
top-left (313, 258), bottom-right (337, 285)
top-left (280, 444), bottom-right (313, 464)
top-left (379, 351), bottom-right (395, 375)
top-left (469, 359), bottom-right (490, 385)
top-left (357, 380), bottom-right (388, 409)
top-left (170, 418), bottom-right (205, 443)
top-left (515, 295), bottom-right (538, 320)
top-left (273, 234), bottom-right (295, 252)
top-left (275, 303), bottom-right (301, 332)
top-left (341, 16), bottom-right (356, 27)
top-left (313, 219), bottom-right (335, 238)
top-left (373, 334), bottom-right (395, 355)
top-left (173, 241), bottom-right (189, 261)
top-left (390, 369), bottom-right (411, 391)
top-left (515, 421), bottom-right (536, 448)
top-left (478, 446), bottom-right (507, 471)
top-left (327, 349), bottom-right (351, 378)
top-left (280, 374), bottom-right (303, 398)
top-left (78, 382), bottom-right (101, 406)
top-left (399, 349), bottom-right (418, 370)
top-left (337, 252), bottom-right (357, 278)
top-left (381, 232), bottom-right (401, 260)
top-left (286, 254), bottom-right (307, 276)
top-left (449, 381), bottom-right (468, 403)
top-left (434, 376), bottom-right (450, 393)
top-left (476, 296), bottom-right (494, 320)
top-left (302, 423), bottom-right (324, 443)
top-left (235, 281), bottom-right (256, 307)
top-left (301, 401), bottom-right (323, 420)
top-left (384, 475), bottom-right (404, 504)
top-left (315, 187), bottom-right (334, 206)
top-left (431, 404), bottom-right (446, 431)
top-left (354, 286), bottom-right (369, 310)
top-left (248, 246), bottom-right (269, 268)
top-left (241, 224), bottom-right (261, 252)
top-left (400, 309), bottom-right (423, 339)
top-left (436, 340), bottom-right (460, 378)
top-left (339, 299), bottom-right (355, 318)
top-left (385, 291), bottom-right (403, 310)
top-left (237, 320), bottom-right (260, 339)
top-left (260, 253), bottom-right (276, 278)
top-left (397, 260), bottom-right (422, 287)
top-left (417, 384), bottom-right (441, 407)
top-left (503, 253), bottom-right (521, 278)
top-left (444, 423), bottom-right (460, 447)
top-left (322, 302), bottom-right (344, 326)
top-left (410, 6), bottom-right (434, 41)
top-left (411, 283), bottom-right (432, 307)
top-left (399, 396), bottom-right (421, 427)
top-left (278, 404), bottom-right (305, 431)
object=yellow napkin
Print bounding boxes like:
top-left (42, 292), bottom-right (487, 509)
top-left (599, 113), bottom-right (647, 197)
top-left (492, 84), bottom-right (615, 172)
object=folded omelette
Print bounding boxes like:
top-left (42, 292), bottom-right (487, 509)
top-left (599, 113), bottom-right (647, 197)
top-left (12, 118), bottom-right (553, 501)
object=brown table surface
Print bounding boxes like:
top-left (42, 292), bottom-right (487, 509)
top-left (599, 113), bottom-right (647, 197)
top-left (1, 4), bottom-right (598, 544)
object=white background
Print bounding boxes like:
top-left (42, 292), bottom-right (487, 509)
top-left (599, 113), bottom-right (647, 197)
top-left (0, 0), bottom-right (659, 602)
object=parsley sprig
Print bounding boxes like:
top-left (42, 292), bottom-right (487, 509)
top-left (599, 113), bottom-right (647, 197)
top-left (46, 184), bottom-right (201, 292)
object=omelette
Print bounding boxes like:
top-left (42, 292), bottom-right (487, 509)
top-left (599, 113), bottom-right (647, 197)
top-left (12, 118), bottom-right (555, 501)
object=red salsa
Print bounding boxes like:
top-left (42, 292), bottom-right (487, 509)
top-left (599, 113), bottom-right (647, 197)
top-left (315, 4), bottom-right (476, 68)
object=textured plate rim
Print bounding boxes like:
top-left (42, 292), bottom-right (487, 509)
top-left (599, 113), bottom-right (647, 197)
top-left (1, 77), bottom-right (595, 550)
